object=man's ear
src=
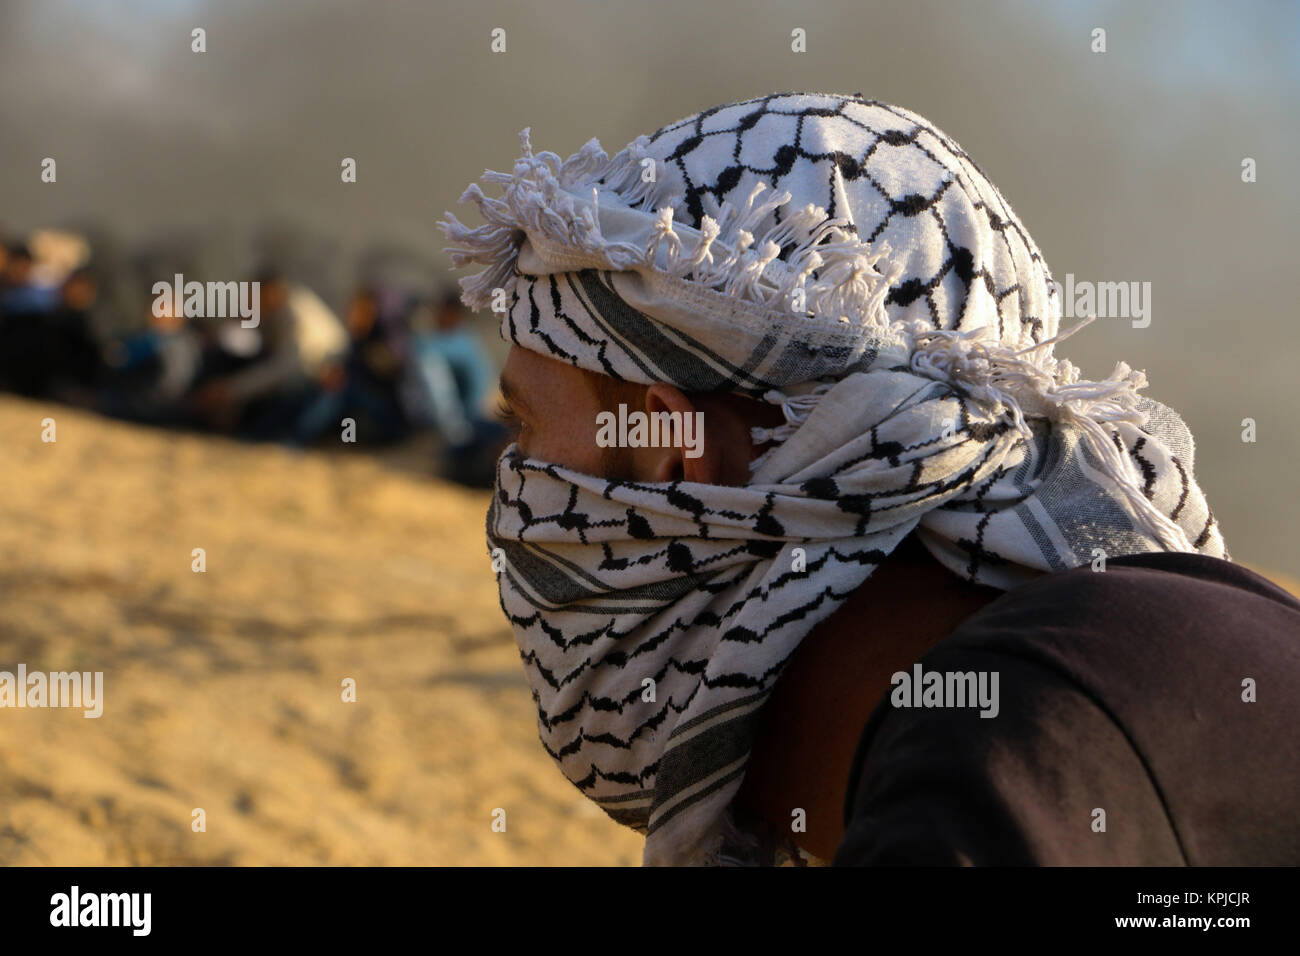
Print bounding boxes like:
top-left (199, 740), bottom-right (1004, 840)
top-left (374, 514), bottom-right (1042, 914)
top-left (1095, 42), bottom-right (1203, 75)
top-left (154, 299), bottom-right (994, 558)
top-left (644, 383), bottom-right (723, 484)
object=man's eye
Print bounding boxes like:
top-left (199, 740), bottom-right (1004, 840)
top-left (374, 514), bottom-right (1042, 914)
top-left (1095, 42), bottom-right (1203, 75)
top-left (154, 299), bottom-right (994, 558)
top-left (496, 398), bottom-right (525, 435)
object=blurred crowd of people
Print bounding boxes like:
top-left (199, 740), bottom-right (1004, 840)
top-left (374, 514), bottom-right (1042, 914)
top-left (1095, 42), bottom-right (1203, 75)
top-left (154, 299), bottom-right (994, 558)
top-left (0, 230), bottom-right (506, 486)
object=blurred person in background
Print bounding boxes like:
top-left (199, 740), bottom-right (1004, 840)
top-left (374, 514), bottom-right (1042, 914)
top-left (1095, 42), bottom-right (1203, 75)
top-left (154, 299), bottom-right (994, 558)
top-left (189, 269), bottom-right (347, 440)
top-left (0, 242), bottom-right (60, 395)
top-left (100, 296), bottom-right (204, 425)
top-left (0, 241), bottom-right (58, 316)
top-left (45, 266), bottom-right (107, 406)
top-left (409, 290), bottom-right (505, 486)
top-left (290, 283), bottom-right (411, 446)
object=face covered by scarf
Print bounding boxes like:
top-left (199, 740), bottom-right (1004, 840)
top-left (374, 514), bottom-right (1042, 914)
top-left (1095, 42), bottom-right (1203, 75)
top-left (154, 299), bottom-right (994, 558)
top-left (440, 92), bottom-right (1227, 866)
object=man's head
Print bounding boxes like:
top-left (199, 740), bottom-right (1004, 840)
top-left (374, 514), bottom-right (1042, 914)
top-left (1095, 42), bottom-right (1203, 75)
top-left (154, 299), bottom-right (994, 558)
top-left (5, 242), bottom-right (33, 286)
top-left (60, 266), bottom-right (98, 311)
top-left (346, 286), bottom-right (379, 339)
top-left (498, 345), bottom-right (783, 485)
top-left (437, 290), bottom-right (465, 332)
top-left (253, 269), bottom-right (289, 317)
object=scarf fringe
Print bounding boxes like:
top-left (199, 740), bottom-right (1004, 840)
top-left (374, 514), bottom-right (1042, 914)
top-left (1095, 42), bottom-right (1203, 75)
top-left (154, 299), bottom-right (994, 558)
top-left (750, 315), bottom-right (1193, 551)
top-left (907, 315), bottom-right (1194, 551)
top-left (438, 129), bottom-right (904, 329)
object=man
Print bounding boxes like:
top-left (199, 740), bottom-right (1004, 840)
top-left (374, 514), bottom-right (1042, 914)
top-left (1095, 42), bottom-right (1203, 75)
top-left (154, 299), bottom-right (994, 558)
top-left (291, 284), bottom-right (411, 446)
top-left (0, 241), bottom-right (58, 316)
top-left (46, 266), bottom-right (106, 404)
top-left (441, 93), bottom-right (1300, 866)
top-left (410, 290), bottom-right (505, 486)
top-left (0, 241), bottom-right (60, 395)
top-left (190, 270), bottom-right (348, 439)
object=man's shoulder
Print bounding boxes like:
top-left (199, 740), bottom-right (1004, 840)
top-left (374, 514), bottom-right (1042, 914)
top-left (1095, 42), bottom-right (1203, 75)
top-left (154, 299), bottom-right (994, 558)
top-left (835, 553), bottom-right (1300, 865)
top-left (932, 553), bottom-right (1300, 700)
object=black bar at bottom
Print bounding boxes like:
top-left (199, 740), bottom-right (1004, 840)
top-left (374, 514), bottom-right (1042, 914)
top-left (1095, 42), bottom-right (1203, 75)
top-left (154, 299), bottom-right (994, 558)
top-left (1, 865), bottom-right (1286, 942)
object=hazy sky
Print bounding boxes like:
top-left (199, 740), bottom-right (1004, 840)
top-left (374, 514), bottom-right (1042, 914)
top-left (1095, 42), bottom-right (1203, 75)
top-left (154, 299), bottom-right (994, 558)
top-left (2, 0), bottom-right (1297, 572)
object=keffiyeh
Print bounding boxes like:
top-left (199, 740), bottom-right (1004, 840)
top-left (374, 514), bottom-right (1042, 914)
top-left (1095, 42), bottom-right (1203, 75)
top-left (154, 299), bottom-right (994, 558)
top-left (440, 92), bottom-right (1226, 866)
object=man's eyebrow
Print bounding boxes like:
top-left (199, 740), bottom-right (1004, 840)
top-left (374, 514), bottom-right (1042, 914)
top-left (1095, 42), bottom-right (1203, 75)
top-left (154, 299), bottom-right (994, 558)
top-left (498, 373), bottom-right (531, 414)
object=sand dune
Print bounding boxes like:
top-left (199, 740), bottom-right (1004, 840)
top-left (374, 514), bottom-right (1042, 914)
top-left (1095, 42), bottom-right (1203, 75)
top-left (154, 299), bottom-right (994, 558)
top-left (0, 398), bottom-right (642, 865)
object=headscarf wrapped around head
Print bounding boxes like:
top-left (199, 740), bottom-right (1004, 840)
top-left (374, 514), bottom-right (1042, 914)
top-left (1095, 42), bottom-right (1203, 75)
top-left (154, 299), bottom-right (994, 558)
top-left (441, 92), bottom-right (1226, 865)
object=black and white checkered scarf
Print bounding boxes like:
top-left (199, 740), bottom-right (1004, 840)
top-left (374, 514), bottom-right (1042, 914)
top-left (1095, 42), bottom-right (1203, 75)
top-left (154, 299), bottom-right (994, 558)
top-left (441, 92), bottom-right (1226, 866)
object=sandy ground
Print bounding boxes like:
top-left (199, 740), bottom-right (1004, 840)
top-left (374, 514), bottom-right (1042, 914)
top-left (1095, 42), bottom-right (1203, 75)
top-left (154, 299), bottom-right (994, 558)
top-left (2, 397), bottom-right (1295, 867)
top-left (0, 397), bottom-right (643, 865)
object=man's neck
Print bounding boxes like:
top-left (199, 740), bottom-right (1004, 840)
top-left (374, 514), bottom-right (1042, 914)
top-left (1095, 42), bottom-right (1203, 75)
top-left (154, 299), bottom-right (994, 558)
top-left (732, 535), bottom-right (1002, 861)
